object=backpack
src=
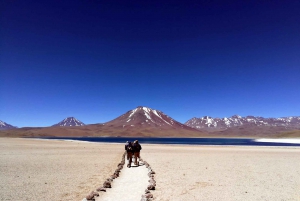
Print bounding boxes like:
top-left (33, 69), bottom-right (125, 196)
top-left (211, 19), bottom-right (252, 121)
top-left (134, 143), bottom-right (141, 151)
top-left (126, 144), bottom-right (133, 151)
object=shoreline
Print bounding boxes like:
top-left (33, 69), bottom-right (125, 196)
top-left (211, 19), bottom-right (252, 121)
top-left (254, 138), bottom-right (300, 144)
top-left (32, 136), bottom-right (300, 147)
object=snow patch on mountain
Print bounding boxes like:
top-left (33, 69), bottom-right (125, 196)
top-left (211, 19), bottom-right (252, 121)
top-left (185, 115), bottom-right (300, 129)
top-left (105, 106), bottom-right (196, 131)
top-left (0, 120), bottom-right (16, 130)
top-left (52, 117), bottom-right (85, 127)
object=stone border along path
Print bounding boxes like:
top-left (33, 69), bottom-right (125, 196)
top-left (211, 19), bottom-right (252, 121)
top-left (82, 152), bottom-right (156, 201)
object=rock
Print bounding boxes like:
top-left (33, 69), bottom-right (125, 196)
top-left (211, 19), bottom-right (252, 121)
top-left (147, 184), bottom-right (155, 190)
top-left (141, 193), bottom-right (154, 201)
top-left (86, 194), bottom-right (93, 200)
top-left (144, 193), bottom-right (153, 198)
top-left (103, 181), bottom-right (111, 188)
top-left (96, 187), bottom-right (106, 192)
top-left (148, 172), bottom-right (154, 177)
top-left (141, 197), bottom-right (153, 201)
top-left (86, 191), bottom-right (96, 200)
top-left (149, 182), bottom-right (156, 187)
top-left (107, 178), bottom-right (113, 182)
top-left (114, 170), bottom-right (120, 176)
top-left (145, 189), bottom-right (151, 194)
top-left (148, 179), bottom-right (156, 184)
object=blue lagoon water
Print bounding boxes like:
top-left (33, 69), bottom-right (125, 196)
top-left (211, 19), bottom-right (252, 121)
top-left (40, 137), bottom-right (300, 147)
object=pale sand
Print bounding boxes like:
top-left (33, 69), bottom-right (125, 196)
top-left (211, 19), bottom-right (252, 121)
top-left (1, 138), bottom-right (300, 201)
top-left (141, 145), bottom-right (300, 201)
top-left (0, 138), bottom-right (124, 201)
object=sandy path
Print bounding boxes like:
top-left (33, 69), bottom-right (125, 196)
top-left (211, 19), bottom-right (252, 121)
top-left (96, 157), bottom-right (149, 201)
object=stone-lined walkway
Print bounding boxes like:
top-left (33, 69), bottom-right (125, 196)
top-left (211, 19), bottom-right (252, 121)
top-left (95, 158), bottom-right (149, 201)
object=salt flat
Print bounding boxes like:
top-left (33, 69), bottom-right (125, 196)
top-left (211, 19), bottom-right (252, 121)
top-left (141, 144), bottom-right (300, 201)
top-left (1, 138), bottom-right (300, 201)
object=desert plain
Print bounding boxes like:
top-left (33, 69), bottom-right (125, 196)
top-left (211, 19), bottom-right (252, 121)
top-left (0, 138), bottom-right (300, 201)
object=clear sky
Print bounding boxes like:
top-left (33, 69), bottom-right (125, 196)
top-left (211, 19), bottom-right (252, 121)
top-left (1, 0), bottom-right (299, 127)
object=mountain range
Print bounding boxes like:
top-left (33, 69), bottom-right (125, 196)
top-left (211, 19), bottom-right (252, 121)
top-left (185, 115), bottom-right (300, 130)
top-left (0, 106), bottom-right (299, 138)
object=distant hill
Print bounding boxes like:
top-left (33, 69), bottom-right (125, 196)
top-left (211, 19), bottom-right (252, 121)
top-left (52, 117), bottom-right (85, 127)
top-left (0, 120), bottom-right (16, 130)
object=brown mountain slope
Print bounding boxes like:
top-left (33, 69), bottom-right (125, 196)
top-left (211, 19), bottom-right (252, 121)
top-left (273, 130), bottom-right (300, 138)
top-left (208, 125), bottom-right (298, 138)
top-left (105, 106), bottom-right (198, 131)
top-left (0, 123), bottom-right (205, 138)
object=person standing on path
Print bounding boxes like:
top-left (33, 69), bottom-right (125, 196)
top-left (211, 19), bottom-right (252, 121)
top-left (125, 141), bottom-right (134, 168)
top-left (133, 140), bottom-right (142, 166)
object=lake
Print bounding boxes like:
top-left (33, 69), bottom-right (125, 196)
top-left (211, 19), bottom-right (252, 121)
top-left (40, 137), bottom-right (300, 147)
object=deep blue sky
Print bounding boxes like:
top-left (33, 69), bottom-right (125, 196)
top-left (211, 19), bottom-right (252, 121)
top-left (1, 0), bottom-right (299, 127)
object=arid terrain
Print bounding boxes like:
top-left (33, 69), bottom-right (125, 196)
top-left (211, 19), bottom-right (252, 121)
top-left (0, 138), bottom-right (124, 201)
top-left (1, 138), bottom-right (300, 201)
top-left (142, 144), bottom-right (300, 201)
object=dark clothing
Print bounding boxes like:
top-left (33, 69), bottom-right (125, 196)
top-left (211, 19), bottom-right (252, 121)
top-left (127, 152), bottom-right (133, 166)
top-left (125, 143), bottom-right (134, 153)
top-left (133, 143), bottom-right (142, 152)
top-left (133, 142), bottom-right (142, 165)
top-left (134, 152), bottom-right (140, 165)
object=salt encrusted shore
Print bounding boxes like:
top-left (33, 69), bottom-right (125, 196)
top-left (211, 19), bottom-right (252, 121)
top-left (255, 138), bottom-right (300, 144)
